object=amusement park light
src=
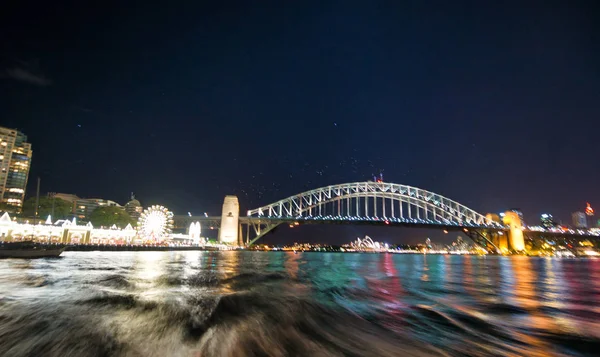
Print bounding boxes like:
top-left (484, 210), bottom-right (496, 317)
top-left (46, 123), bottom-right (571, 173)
top-left (137, 205), bottom-right (174, 241)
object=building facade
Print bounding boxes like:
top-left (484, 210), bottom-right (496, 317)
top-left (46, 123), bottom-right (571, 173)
top-left (50, 193), bottom-right (79, 203)
top-left (74, 198), bottom-right (121, 219)
top-left (540, 214), bottom-right (556, 229)
top-left (48, 192), bottom-right (122, 220)
top-left (124, 194), bottom-right (143, 222)
top-left (572, 211), bottom-right (587, 229)
top-left (0, 127), bottom-right (32, 212)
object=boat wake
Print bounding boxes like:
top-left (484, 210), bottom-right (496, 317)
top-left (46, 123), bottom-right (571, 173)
top-left (0, 273), bottom-right (442, 357)
top-left (1, 252), bottom-right (600, 356)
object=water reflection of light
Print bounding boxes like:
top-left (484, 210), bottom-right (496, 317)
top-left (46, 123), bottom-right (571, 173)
top-left (367, 254), bottom-right (406, 325)
top-left (439, 255), bottom-right (447, 282)
top-left (502, 257), bottom-right (560, 351)
top-left (559, 257), bottom-right (599, 335)
top-left (498, 256), bottom-right (514, 300)
top-left (474, 258), bottom-right (493, 296)
top-left (381, 253), bottom-right (404, 298)
top-left (540, 257), bottom-right (561, 304)
top-left (221, 251), bottom-right (240, 275)
top-left (130, 252), bottom-right (170, 300)
top-left (284, 251), bottom-right (300, 279)
top-left (133, 251), bottom-right (167, 282)
top-left (511, 257), bottom-right (538, 309)
top-left (463, 255), bottom-right (473, 295)
top-left (420, 254), bottom-right (429, 282)
top-left (590, 259), bottom-right (600, 297)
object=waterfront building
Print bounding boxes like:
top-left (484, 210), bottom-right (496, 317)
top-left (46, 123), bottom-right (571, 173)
top-left (572, 211), bottom-right (587, 229)
top-left (124, 194), bottom-right (143, 221)
top-left (0, 210), bottom-right (204, 245)
top-left (49, 192), bottom-right (79, 203)
top-left (74, 198), bottom-right (121, 219)
top-left (0, 126), bottom-right (32, 212)
top-left (48, 192), bottom-right (122, 219)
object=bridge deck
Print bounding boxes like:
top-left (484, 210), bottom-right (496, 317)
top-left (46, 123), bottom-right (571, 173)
top-left (176, 216), bottom-right (600, 239)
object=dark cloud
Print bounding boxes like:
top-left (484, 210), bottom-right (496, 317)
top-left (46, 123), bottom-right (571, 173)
top-left (4, 67), bottom-right (52, 86)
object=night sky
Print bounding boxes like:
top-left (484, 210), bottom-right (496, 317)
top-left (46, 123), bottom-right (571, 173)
top-left (1, 1), bottom-right (599, 244)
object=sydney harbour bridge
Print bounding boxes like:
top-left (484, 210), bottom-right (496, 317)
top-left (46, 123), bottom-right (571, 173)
top-left (175, 181), bottom-right (599, 254)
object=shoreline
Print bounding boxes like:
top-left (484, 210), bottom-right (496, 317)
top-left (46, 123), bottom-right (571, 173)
top-left (65, 244), bottom-right (221, 252)
top-left (2, 242), bottom-right (590, 257)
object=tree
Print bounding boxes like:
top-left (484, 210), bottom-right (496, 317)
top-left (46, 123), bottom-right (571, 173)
top-left (21, 196), bottom-right (73, 220)
top-left (89, 206), bottom-right (136, 228)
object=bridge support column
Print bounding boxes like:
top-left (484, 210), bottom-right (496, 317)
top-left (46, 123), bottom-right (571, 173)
top-left (238, 222), bottom-right (244, 246)
top-left (497, 233), bottom-right (508, 251)
top-left (219, 196), bottom-right (240, 245)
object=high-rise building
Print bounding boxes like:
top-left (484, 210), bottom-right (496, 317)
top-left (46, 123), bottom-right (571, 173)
top-left (585, 203), bottom-right (594, 217)
top-left (572, 212), bottom-right (587, 229)
top-left (540, 214), bottom-right (556, 229)
top-left (425, 237), bottom-right (432, 249)
top-left (585, 203), bottom-right (594, 228)
top-left (0, 127), bottom-right (32, 212)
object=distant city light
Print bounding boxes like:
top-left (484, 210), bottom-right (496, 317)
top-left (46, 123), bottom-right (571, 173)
top-left (586, 203), bottom-right (594, 216)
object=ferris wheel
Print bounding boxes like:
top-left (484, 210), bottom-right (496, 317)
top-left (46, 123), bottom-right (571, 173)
top-left (137, 205), bottom-right (174, 241)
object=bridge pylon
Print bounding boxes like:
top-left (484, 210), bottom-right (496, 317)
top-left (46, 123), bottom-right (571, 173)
top-left (502, 212), bottom-right (525, 251)
top-left (218, 195), bottom-right (239, 244)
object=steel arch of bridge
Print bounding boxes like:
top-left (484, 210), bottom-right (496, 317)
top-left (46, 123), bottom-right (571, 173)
top-left (247, 182), bottom-right (501, 230)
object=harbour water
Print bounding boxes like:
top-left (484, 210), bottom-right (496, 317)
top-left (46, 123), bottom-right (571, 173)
top-left (0, 251), bottom-right (599, 356)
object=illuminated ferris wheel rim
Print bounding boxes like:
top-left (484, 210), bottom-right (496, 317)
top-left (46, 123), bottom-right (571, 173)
top-left (137, 205), bottom-right (174, 239)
